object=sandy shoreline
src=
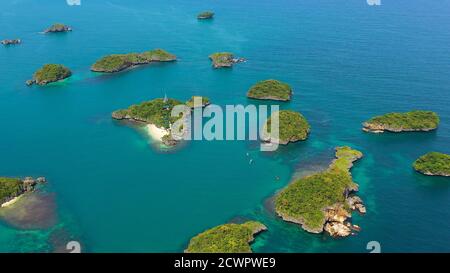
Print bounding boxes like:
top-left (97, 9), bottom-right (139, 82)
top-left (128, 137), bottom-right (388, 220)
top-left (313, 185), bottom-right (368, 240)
top-left (1, 195), bottom-right (22, 208)
top-left (145, 124), bottom-right (169, 141)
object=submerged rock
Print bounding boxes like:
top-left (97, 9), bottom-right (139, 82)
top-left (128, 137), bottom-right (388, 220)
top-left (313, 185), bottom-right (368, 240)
top-left (0, 192), bottom-right (57, 230)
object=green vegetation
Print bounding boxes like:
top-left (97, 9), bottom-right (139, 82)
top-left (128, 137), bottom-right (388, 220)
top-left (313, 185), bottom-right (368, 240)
top-left (185, 221), bottom-right (267, 253)
top-left (197, 11), bottom-right (215, 19)
top-left (112, 98), bottom-right (185, 129)
top-left (332, 146), bottom-right (363, 172)
top-left (413, 152), bottom-right (450, 176)
top-left (32, 64), bottom-right (72, 85)
top-left (247, 79), bottom-right (292, 101)
top-left (0, 177), bottom-right (23, 204)
top-left (209, 52), bottom-right (234, 68)
top-left (44, 23), bottom-right (71, 33)
top-left (363, 110), bottom-right (440, 132)
top-left (275, 147), bottom-right (362, 232)
top-left (91, 49), bottom-right (177, 73)
top-left (186, 96), bottom-right (210, 108)
top-left (264, 110), bottom-right (310, 144)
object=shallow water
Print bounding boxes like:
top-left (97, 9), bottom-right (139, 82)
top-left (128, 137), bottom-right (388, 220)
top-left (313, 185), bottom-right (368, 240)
top-left (0, 0), bottom-right (449, 252)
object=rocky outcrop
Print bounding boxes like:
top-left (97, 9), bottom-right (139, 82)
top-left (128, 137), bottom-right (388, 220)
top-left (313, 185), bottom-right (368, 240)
top-left (44, 24), bottom-right (72, 33)
top-left (347, 195), bottom-right (366, 214)
top-left (1, 39), bottom-right (21, 46)
top-left (419, 171), bottom-right (450, 177)
top-left (324, 222), bottom-right (351, 237)
top-left (197, 11), bottom-right (214, 20)
top-left (323, 201), bottom-right (365, 237)
top-left (209, 53), bottom-right (245, 68)
top-left (161, 134), bottom-right (179, 147)
top-left (362, 122), bottom-right (437, 133)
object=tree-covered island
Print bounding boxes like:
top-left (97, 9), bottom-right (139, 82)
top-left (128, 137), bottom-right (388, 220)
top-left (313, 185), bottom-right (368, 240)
top-left (91, 49), bottom-right (177, 73)
top-left (262, 110), bottom-right (310, 145)
top-left (197, 11), bottom-right (215, 20)
top-left (26, 64), bottom-right (72, 86)
top-left (44, 23), bottom-right (72, 33)
top-left (0, 177), bottom-right (46, 207)
top-left (413, 152), bottom-right (450, 177)
top-left (362, 110), bottom-right (440, 133)
top-left (112, 97), bottom-right (186, 147)
top-left (274, 146), bottom-right (366, 237)
top-left (185, 221), bottom-right (267, 253)
top-left (247, 79), bottom-right (293, 101)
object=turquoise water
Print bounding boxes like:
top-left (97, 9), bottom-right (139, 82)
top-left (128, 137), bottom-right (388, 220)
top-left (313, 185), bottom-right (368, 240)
top-left (1, 0), bottom-right (449, 252)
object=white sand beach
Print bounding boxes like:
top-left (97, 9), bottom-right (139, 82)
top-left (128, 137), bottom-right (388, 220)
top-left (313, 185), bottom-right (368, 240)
top-left (145, 124), bottom-right (169, 141)
top-left (1, 195), bottom-right (21, 208)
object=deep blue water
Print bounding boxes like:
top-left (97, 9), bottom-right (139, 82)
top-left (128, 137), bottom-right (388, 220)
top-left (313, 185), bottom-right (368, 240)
top-left (0, 0), bottom-right (449, 252)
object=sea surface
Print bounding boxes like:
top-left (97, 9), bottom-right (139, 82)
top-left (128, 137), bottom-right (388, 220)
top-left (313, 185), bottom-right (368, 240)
top-left (0, 0), bottom-right (449, 252)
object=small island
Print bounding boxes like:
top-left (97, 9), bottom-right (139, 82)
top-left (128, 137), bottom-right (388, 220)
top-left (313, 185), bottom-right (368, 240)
top-left (186, 96), bottom-right (211, 109)
top-left (262, 110), bottom-right (310, 145)
top-left (44, 23), bottom-right (72, 33)
top-left (1, 39), bottom-right (21, 46)
top-left (91, 49), bottom-right (176, 73)
top-left (26, 64), bottom-right (72, 86)
top-left (247, 79), bottom-right (293, 101)
top-left (209, 52), bottom-right (245, 68)
top-left (0, 177), bottom-right (46, 208)
top-left (185, 221), bottom-right (267, 253)
top-left (112, 97), bottom-right (186, 147)
top-left (362, 110), bottom-right (440, 133)
top-left (275, 147), bottom-right (366, 237)
top-left (197, 11), bottom-right (214, 20)
top-left (413, 152), bottom-right (450, 177)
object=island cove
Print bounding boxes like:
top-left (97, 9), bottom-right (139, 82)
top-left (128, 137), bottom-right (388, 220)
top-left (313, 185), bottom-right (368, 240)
top-left (112, 97), bottom-right (184, 147)
top-left (274, 147), bottom-right (366, 237)
top-left (91, 49), bottom-right (176, 73)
